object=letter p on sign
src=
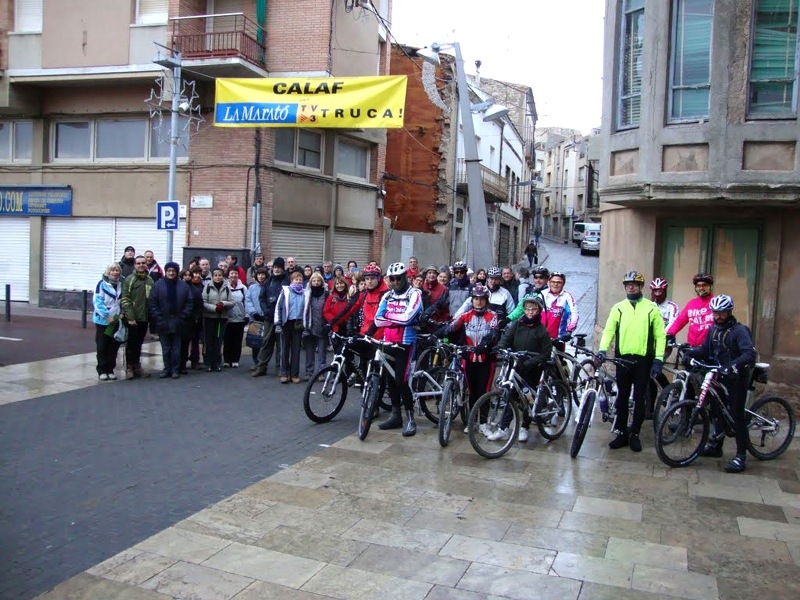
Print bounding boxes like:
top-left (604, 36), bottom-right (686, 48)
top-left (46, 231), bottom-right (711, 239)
top-left (157, 201), bottom-right (179, 230)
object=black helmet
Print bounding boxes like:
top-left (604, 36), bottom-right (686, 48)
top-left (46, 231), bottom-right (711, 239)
top-left (693, 272), bottom-right (714, 285)
top-left (532, 266), bottom-right (550, 279)
top-left (471, 284), bottom-right (490, 299)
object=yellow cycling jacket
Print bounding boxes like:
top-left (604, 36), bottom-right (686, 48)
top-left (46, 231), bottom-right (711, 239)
top-left (599, 298), bottom-right (666, 359)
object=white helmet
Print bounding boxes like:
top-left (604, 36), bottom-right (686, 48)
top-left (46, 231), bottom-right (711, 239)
top-left (386, 262), bottom-right (407, 277)
top-left (709, 294), bottom-right (734, 312)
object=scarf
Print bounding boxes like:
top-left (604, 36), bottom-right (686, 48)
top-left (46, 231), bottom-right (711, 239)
top-left (290, 282), bottom-right (304, 294)
top-left (627, 292), bottom-right (643, 303)
top-left (310, 285), bottom-right (325, 297)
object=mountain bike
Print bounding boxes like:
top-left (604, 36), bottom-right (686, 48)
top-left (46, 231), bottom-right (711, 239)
top-left (651, 342), bottom-right (699, 431)
top-left (303, 332), bottom-right (390, 424)
top-left (654, 359), bottom-right (796, 468)
top-left (569, 351), bottom-right (633, 458)
top-left (467, 348), bottom-right (571, 459)
top-left (410, 332), bottom-right (451, 425)
top-left (435, 342), bottom-right (473, 447)
top-left (357, 334), bottom-right (406, 441)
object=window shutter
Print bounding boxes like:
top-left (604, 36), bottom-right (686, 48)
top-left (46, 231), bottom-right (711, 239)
top-left (137, 0), bottom-right (168, 25)
top-left (15, 0), bottom-right (43, 32)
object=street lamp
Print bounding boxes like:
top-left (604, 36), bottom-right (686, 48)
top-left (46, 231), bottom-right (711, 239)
top-left (418, 42), bottom-right (509, 270)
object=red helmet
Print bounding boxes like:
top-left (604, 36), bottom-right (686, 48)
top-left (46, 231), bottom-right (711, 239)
top-left (362, 265), bottom-right (382, 277)
top-left (650, 277), bottom-right (668, 290)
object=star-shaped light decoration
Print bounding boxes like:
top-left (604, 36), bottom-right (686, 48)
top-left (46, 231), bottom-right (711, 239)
top-left (145, 73), bottom-right (205, 148)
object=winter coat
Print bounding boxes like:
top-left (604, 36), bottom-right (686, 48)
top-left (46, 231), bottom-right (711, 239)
top-left (323, 290), bottom-right (358, 334)
top-left (685, 317), bottom-right (756, 371)
top-left (356, 280), bottom-right (390, 338)
top-left (148, 278), bottom-right (193, 335)
top-left (118, 256), bottom-right (135, 280)
top-left (441, 308), bottom-right (499, 363)
top-left (120, 271), bottom-right (154, 323)
top-left (259, 271), bottom-right (290, 323)
top-left (304, 285), bottom-right (328, 337)
top-left (245, 282), bottom-right (264, 320)
top-left (499, 317), bottom-right (553, 368)
top-left (227, 281), bottom-right (248, 323)
top-left (92, 275), bottom-right (122, 326)
top-left (447, 277), bottom-right (474, 318)
top-left (202, 282), bottom-right (234, 319)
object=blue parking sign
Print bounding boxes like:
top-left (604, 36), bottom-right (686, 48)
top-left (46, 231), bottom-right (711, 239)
top-left (156, 201), bottom-right (179, 230)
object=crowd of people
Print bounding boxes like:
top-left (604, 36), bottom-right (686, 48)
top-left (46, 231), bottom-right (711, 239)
top-left (92, 245), bottom-right (755, 471)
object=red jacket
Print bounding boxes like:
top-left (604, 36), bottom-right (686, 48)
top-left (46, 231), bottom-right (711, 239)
top-left (323, 291), bottom-right (358, 334)
top-left (423, 280), bottom-right (450, 323)
top-left (357, 280), bottom-right (389, 339)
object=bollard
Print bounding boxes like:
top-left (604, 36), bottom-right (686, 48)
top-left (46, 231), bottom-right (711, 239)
top-left (5, 284), bottom-right (10, 322)
top-left (82, 289), bottom-right (88, 329)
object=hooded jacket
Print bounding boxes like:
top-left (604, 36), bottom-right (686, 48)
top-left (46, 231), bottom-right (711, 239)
top-left (93, 275), bottom-right (122, 326)
top-left (357, 279), bottom-right (390, 338)
top-left (120, 271), bottom-right (154, 322)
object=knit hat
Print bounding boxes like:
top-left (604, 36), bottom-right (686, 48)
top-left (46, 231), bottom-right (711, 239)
top-left (124, 245), bottom-right (135, 253)
top-left (164, 261), bottom-right (180, 272)
top-left (272, 257), bottom-right (285, 269)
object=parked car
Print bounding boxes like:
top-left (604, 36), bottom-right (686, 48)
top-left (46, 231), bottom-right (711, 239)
top-left (580, 232), bottom-right (600, 256)
top-left (572, 222), bottom-right (601, 247)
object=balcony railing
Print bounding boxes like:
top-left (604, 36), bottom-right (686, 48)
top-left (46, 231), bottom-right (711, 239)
top-left (455, 158), bottom-right (509, 203)
top-left (169, 13), bottom-right (266, 68)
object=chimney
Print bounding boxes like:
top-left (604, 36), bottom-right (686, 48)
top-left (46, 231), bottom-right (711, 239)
top-left (475, 60), bottom-right (482, 86)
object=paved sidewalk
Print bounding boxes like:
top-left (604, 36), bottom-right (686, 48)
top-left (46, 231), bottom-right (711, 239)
top-left (38, 407), bottom-right (800, 599)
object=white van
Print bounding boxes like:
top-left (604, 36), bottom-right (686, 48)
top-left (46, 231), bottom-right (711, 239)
top-left (572, 222), bottom-right (601, 247)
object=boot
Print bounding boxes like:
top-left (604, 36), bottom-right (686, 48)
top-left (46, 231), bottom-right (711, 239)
top-left (699, 440), bottom-right (724, 457)
top-left (378, 407), bottom-right (403, 430)
top-left (402, 409), bottom-right (417, 437)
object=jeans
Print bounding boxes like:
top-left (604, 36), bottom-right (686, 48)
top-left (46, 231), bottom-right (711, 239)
top-left (125, 321), bottom-right (149, 366)
top-left (95, 324), bottom-right (121, 375)
top-left (305, 334), bottom-right (327, 377)
top-left (159, 332), bottom-right (182, 375)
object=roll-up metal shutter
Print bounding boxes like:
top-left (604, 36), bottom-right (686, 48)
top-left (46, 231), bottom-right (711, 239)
top-left (333, 228), bottom-right (371, 268)
top-left (114, 218), bottom-right (187, 267)
top-left (0, 219), bottom-right (31, 301)
top-left (44, 218), bottom-right (115, 291)
top-left (271, 223), bottom-right (325, 266)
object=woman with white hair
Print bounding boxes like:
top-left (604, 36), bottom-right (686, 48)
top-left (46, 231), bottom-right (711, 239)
top-left (92, 263), bottom-right (123, 380)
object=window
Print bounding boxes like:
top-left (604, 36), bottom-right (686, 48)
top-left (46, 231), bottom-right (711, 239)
top-left (53, 118), bottom-right (188, 162)
top-left (748, 0), bottom-right (799, 116)
top-left (275, 129), bottom-right (323, 170)
top-left (15, 0), bottom-right (42, 32)
top-left (337, 138), bottom-right (369, 179)
top-left (578, 166), bottom-right (585, 181)
top-left (136, 0), bottom-right (168, 25)
top-left (0, 121), bottom-right (33, 162)
top-left (618, 0), bottom-right (645, 129)
top-left (669, 0), bottom-right (714, 121)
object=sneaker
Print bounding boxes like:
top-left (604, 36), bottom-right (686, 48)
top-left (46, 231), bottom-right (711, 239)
top-left (98, 373), bottom-right (108, 381)
top-left (699, 443), bottom-right (724, 458)
top-left (107, 372), bottom-right (117, 380)
top-left (291, 377), bottom-right (301, 384)
top-left (159, 371), bottom-right (170, 379)
top-left (171, 373), bottom-right (180, 379)
top-left (479, 423), bottom-right (490, 437)
top-left (725, 455), bottom-right (746, 473)
top-left (231, 362), bottom-right (239, 368)
top-left (126, 368), bottom-right (135, 380)
top-left (223, 363), bottom-right (231, 368)
top-left (487, 428), bottom-right (510, 441)
top-left (629, 433), bottom-right (642, 452)
top-left (609, 433), bottom-right (629, 449)
top-left (280, 376), bottom-right (289, 383)
top-left (518, 427), bottom-right (529, 443)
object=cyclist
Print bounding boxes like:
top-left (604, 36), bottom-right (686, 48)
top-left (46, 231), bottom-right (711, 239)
top-left (490, 295), bottom-right (553, 442)
top-left (666, 272), bottom-right (716, 347)
top-left (542, 271), bottom-right (579, 339)
top-left (434, 284), bottom-right (500, 434)
top-left (683, 294), bottom-right (756, 473)
top-left (507, 266), bottom-right (550, 322)
top-left (650, 278), bottom-right (679, 330)
top-left (447, 260), bottom-right (474, 318)
top-left (371, 262), bottom-right (424, 436)
top-left (596, 271), bottom-right (667, 452)
top-left (453, 267), bottom-right (515, 325)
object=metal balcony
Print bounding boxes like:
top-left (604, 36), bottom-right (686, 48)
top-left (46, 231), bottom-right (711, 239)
top-left (455, 158), bottom-right (509, 203)
top-left (169, 13), bottom-right (267, 77)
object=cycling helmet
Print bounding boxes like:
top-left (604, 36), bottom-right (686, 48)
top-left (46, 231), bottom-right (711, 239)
top-left (386, 262), bottom-right (407, 277)
top-left (471, 284), bottom-right (490, 299)
top-left (486, 266), bottom-right (502, 278)
top-left (532, 266), bottom-right (550, 279)
top-left (709, 294), bottom-right (734, 312)
top-left (693, 272), bottom-right (714, 285)
top-left (452, 260), bottom-right (468, 272)
top-left (622, 271), bottom-right (645, 285)
top-left (362, 264), bottom-right (382, 277)
top-left (549, 270), bottom-right (566, 282)
top-left (523, 294), bottom-right (545, 309)
top-left (650, 277), bottom-right (668, 290)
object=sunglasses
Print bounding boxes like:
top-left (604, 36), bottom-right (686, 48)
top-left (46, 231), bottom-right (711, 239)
top-left (453, 270), bottom-right (466, 275)
top-left (389, 275), bottom-right (404, 282)
top-left (534, 275), bottom-right (547, 279)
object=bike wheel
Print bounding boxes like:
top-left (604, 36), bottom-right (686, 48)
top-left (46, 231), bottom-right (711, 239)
top-left (468, 391), bottom-right (518, 459)
top-left (357, 374), bottom-right (382, 441)
top-left (653, 381), bottom-right (684, 432)
top-left (535, 380), bottom-right (572, 440)
top-left (570, 388), bottom-right (596, 458)
top-left (438, 379), bottom-right (458, 447)
top-left (654, 400), bottom-right (708, 468)
top-left (376, 376), bottom-right (392, 412)
top-left (303, 365), bottom-right (348, 424)
top-left (412, 367), bottom-right (446, 424)
top-left (572, 359), bottom-right (596, 403)
top-left (746, 395), bottom-right (796, 460)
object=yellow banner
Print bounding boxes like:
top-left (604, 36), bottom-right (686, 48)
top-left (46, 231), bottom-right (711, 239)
top-left (214, 76), bottom-right (407, 128)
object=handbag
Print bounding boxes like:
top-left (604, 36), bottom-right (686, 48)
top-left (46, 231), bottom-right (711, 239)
top-left (113, 319), bottom-right (128, 343)
top-left (245, 321), bottom-right (264, 349)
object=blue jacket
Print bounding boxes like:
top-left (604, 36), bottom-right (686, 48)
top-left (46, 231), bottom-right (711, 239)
top-left (148, 278), bottom-right (193, 334)
top-left (685, 317), bottom-right (756, 371)
top-left (93, 276), bottom-right (122, 326)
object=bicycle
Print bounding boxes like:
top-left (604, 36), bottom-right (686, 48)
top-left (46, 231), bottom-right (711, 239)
top-left (549, 333), bottom-right (594, 407)
top-left (302, 332), bottom-right (390, 424)
top-left (654, 359), bottom-right (796, 468)
top-left (435, 342), bottom-right (473, 447)
top-left (410, 332), bottom-right (452, 425)
top-left (356, 334), bottom-right (409, 441)
top-left (569, 351), bottom-right (634, 458)
top-left (651, 342), bottom-right (700, 430)
top-left (467, 348), bottom-right (572, 459)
